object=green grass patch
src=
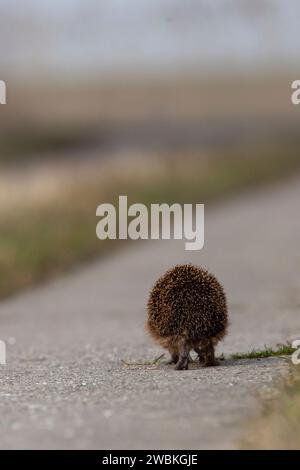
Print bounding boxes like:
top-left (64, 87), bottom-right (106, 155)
top-left (229, 343), bottom-right (295, 361)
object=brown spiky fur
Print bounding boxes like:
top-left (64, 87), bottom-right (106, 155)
top-left (147, 264), bottom-right (228, 370)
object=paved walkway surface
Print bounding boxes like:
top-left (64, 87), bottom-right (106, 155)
top-left (0, 175), bottom-right (300, 449)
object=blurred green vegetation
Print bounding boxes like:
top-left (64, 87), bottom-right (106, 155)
top-left (0, 142), bottom-right (300, 299)
top-left (0, 124), bottom-right (97, 162)
top-left (243, 367), bottom-right (300, 449)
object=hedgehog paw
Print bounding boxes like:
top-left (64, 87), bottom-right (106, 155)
top-left (197, 354), bottom-right (206, 366)
top-left (175, 360), bottom-right (189, 370)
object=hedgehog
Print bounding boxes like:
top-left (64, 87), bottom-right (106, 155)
top-left (147, 264), bottom-right (228, 370)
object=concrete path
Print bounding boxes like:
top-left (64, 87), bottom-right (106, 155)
top-left (0, 175), bottom-right (300, 449)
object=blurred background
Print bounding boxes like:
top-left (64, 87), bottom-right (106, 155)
top-left (1, 0), bottom-right (300, 450)
top-left (0, 0), bottom-right (299, 296)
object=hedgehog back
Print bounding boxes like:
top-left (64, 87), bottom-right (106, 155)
top-left (147, 264), bottom-right (227, 340)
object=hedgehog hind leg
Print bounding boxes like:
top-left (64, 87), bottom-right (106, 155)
top-left (197, 339), bottom-right (219, 367)
top-left (175, 337), bottom-right (190, 370)
top-left (166, 347), bottom-right (179, 365)
top-left (194, 346), bottom-right (206, 365)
